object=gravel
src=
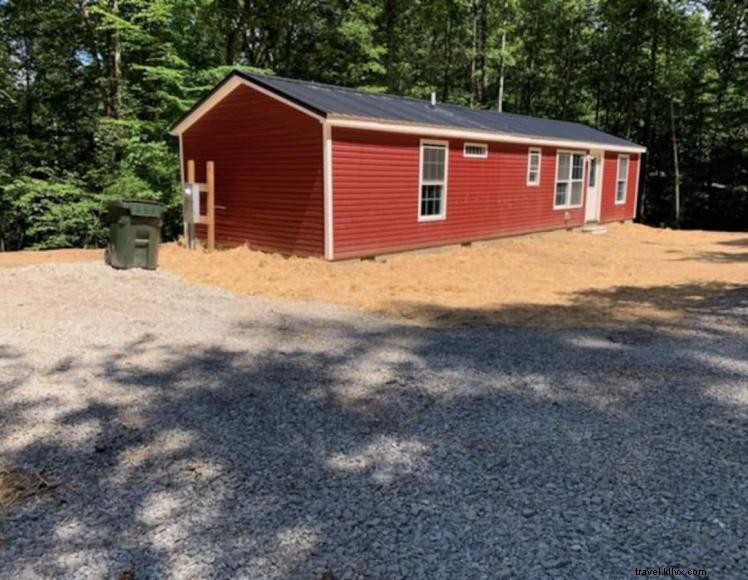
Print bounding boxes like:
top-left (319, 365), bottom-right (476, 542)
top-left (1, 262), bottom-right (746, 579)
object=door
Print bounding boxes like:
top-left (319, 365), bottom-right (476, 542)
top-left (585, 151), bottom-right (603, 223)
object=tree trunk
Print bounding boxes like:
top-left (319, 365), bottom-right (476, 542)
top-left (77, 0), bottom-right (108, 113)
top-left (639, 9), bottom-right (659, 221)
top-left (226, 28), bottom-right (240, 65)
top-left (478, 0), bottom-right (487, 104)
top-left (471, 0), bottom-right (478, 106)
top-left (670, 97), bottom-right (681, 227)
top-left (497, 29), bottom-right (505, 112)
top-left (561, 24), bottom-right (574, 118)
top-left (385, 0), bottom-right (399, 93)
top-left (24, 39), bottom-right (33, 137)
top-left (107, 0), bottom-right (122, 119)
top-left (442, 0), bottom-right (453, 102)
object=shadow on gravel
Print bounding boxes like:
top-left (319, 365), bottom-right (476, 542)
top-left (1, 285), bottom-right (747, 578)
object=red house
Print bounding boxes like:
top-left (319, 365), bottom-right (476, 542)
top-left (170, 71), bottom-right (645, 260)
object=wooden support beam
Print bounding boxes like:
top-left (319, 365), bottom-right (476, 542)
top-left (184, 159), bottom-right (215, 251)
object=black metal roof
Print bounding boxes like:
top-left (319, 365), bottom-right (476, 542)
top-left (175, 70), bottom-right (644, 150)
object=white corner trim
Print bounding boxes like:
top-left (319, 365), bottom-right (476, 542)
top-left (595, 149), bottom-right (605, 222)
top-left (170, 74), bottom-right (325, 136)
top-left (178, 134), bottom-right (185, 184)
top-left (418, 139), bottom-right (449, 222)
top-left (323, 122), bottom-right (334, 260)
top-left (633, 153), bottom-right (642, 218)
top-left (327, 116), bottom-right (646, 154)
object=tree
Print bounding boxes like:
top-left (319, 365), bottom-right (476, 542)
top-left (0, 0), bottom-right (745, 251)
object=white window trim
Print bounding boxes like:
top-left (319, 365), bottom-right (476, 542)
top-left (527, 147), bottom-right (542, 186)
top-left (615, 154), bottom-right (629, 205)
top-left (553, 149), bottom-right (586, 210)
top-left (418, 139), bottom-right (449, 222)
top-left (323, 122), bottom-right (334, 260)
top-left (463, 142), bottom-right (488, 158)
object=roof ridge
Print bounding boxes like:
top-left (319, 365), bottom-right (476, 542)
top-left (245, 70), bottom-right (445, 108)
top-left (438, 102), bottom-right (602, 131)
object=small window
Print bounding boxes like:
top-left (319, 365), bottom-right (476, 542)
top-left (588, 157), bottom-right (597, 188)
top-left (554, 151), bottom-right (585, 208)
top-left (616, 155), bottom-right (629, 204)
top-left (464, 143), bottom-right (488, 158)
top-left (527, 148), bottom-right (542, 186)
top-left (419, 141), bottom-right (448, 220)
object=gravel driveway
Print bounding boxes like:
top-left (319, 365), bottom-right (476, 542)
top-left (1, 263), bottom-right (746, 579)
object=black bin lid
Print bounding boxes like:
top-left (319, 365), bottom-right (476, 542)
top-left (108, 200), bottom-right (166, 217)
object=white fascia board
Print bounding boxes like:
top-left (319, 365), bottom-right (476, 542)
top-left (170, 75), bottom-right (325, 136)
top-left (327, 115), bottom-right (647, 154)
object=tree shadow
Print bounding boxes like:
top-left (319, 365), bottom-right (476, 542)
top-left (677, 251), bottom-right (748, 264)
top-left (1, 285), bottom-right (747, 578)
top-left (717, 238), bottom-right (748, 248)
top-left (388, 281), bottom-right (746, 329)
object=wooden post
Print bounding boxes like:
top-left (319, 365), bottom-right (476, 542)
top-left (186, 160), bottom-right (196, 249)
top-left (206, 161), bottom-right (215, 252)
top-left (183, 159), bottom-right (215, 251)
top-left (186, 159), bottom-right (195, 185)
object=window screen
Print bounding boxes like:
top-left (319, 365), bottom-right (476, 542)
top-left (420, 143), bottom-right (447, 218)
top-left (616, 155), bottom-right (629, 203)
top-left (527, 148), bottom-right (542, 185)
top-left (554, 152), bottom-right (585, 208)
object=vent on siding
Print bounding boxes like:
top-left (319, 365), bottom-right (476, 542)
top-left (463, 143), bottom-right (488, 158)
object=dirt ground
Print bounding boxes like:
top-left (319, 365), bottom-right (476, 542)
top-left (0, 248), bottom-right (102, 268)
top-left (3, 224), bottom-right (747, 328)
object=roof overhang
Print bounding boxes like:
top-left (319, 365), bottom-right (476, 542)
top-left (326, 115), bottom-right (647, 154)
top-left (169, 72), bottom-right (326, 136)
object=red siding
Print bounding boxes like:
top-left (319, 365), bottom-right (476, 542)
top-left (182, 85), bottom-right (324, 256)
top-left (600, 152), bottom-right (639, 223)
top-left (332, 128), bottom-right (587, 259)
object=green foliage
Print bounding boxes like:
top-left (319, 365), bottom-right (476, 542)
top-left (2, 177), bottom-right (108, 249)
top-left (0, 0), bottom-right (746, 251)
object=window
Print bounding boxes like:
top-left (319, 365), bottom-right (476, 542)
top-left (554, 151), bottom-right (585, 208)
top-left (616, 155), bottom-right (629, 204)
top-left (464, 143), bottom-right (488, 158)
top-left (419, 141), bottom-right (448, 220)
top-left (527, 147), bottom-right (542, 186)
top-left (588, 157), bottom-right (597, 188)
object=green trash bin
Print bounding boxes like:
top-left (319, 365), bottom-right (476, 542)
top-left (105, 200), bottom-right (166, 270)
